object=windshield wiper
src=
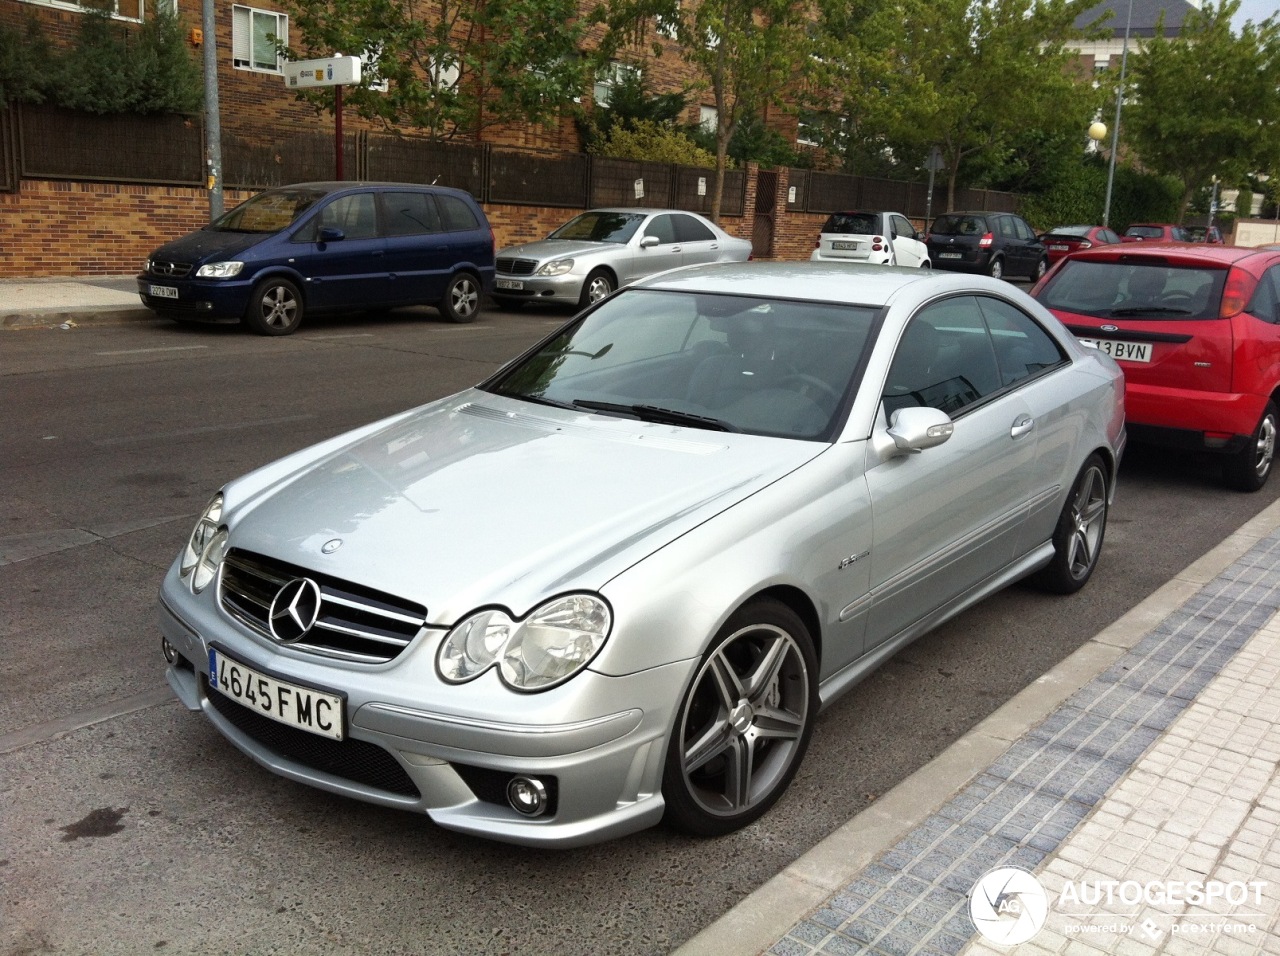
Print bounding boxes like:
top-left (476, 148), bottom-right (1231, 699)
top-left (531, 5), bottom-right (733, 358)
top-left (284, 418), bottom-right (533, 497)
top-left (572, 399), bottom-right (737, 432)
top-left (1108, 306), bottom-right (1193, 316)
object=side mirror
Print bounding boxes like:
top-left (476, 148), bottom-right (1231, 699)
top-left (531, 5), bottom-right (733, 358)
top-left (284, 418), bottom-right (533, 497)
top-left (887, 406), bottom-right (954, 454)
top-left (640, 235), bottom-right (660, 249)
top-left (318, 226), bottom-right (345, 243)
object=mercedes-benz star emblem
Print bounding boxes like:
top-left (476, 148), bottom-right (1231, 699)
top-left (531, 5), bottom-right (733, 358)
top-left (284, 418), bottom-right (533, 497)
top-left (268, 578), bottom-right (322, 643)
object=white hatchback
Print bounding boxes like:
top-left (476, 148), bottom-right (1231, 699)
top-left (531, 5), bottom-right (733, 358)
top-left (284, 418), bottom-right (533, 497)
top-left (810, 210), bottom-right (930, 268)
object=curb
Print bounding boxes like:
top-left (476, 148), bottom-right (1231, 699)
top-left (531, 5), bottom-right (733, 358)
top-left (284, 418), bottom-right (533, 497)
top-left (1, 307), bottom-right (159, 331)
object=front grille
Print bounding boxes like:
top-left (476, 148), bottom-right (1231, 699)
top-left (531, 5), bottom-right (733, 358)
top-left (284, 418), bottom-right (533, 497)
top-left (495, 257), bottom-right (537, 276)
top-left (220, 549), bottom-right (426, 664)
top-left (149, 260), bottom-right (193, 278)
top-left (205, 676), bottom-right (420, 798)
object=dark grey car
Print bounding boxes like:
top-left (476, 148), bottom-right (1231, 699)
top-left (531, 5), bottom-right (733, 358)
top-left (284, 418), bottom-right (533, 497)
top-left (926, 211), bottom-right (1048, 282)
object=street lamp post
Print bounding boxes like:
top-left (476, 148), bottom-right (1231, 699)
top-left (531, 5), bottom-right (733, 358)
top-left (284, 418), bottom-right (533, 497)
top-left (1102, 0), bottom-right (1136, 229)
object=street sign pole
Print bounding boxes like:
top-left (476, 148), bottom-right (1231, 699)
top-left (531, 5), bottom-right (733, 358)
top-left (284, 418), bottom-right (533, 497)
top-left (284, 56), bottom-right (362, 182)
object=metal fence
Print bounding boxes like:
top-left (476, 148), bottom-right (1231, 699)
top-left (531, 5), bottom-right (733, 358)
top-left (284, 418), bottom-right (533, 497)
top-left (8, 107), bottom-right (1008, 220)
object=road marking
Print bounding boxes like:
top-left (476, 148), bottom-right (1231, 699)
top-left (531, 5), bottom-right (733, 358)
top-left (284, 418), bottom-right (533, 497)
top-left (0, 687), bottom-right (176, 754)
top-left (0, 515), bottom-right (191, 566)
top-left (308, 333), bottom-right (375, 340)
top-left (95, 345), bottom-right (211, 356)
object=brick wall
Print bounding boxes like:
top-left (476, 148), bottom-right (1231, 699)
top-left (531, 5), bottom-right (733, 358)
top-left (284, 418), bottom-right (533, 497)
top-left (0, 178), bottom-right (787, 277)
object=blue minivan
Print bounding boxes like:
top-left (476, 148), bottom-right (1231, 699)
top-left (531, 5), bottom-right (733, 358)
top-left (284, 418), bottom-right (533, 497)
top-left (138, 182), bottom-right (496, 335)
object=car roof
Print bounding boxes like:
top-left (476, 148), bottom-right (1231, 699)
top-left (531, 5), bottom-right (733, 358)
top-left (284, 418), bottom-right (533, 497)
top-left (1063, 242), bottom-right (1274, 266)
top-left (582, 207), bottom-right (702, 217)
top-left (271, 181), bottom-right (475, 197)
top-left (632, 260), bottom-right (999, 307)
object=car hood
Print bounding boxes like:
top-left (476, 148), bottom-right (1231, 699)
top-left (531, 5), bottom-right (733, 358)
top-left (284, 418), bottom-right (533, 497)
top-left (225, 390), bottom-right (823, 624)
top-left (498, 239), bottom-right (625, 264)
top-left (150, 228), bottom-right (272, 264)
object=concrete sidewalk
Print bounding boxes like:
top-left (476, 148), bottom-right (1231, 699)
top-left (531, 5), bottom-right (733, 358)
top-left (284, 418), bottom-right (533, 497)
top-left (0, 275), bottom-right (153, 330)
top-left (679, 499), bottom-right (1280, 955)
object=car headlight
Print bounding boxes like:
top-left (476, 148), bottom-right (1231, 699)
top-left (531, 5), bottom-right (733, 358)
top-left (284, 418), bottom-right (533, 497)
top-left (535, 259), bottom-right (574, 277)
top-left (438, 594), bottom-right (611, 691)
top-left (196, 261), bottom-right (244, 278)
top-left (180, 494), bottom-right (224, 578)
top-left (191, 528), bottom-right (228, 593)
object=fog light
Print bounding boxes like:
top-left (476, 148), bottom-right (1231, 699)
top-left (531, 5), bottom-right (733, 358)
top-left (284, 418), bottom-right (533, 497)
top-left (197, 301), bottom-right (214, 311)
top-left (506, 776), bottom-right (549, 817)
top-left (161, 636), bottom-right (178, 664)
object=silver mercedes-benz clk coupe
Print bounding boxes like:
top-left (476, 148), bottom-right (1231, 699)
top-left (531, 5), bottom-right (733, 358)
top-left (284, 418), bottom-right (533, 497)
top-left (159, 261), bottom-right (1125, 847)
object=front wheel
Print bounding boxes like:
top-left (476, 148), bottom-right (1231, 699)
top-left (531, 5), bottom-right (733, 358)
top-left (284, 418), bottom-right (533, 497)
top-left (439, 272), bottom-right (481, 323)
top-left (988, 257), bottom-right (1004, 281)
top-left (1224, 402), bottom-right (1278, 492)
top-left (578, 269), bottom-right (615, 310)
top-left (1033, 454), bottom-right (1108, 594)
top-left (244, 277), bottom-right (303, 335)
top-left (662, 599), bottom-right (817, 837)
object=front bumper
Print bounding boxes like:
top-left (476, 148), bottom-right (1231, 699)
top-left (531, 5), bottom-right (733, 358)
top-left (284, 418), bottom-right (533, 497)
top-left (158, 567), bottom-right (693, 848)
top-left (137, 274), bottom-right (255, 320)
top-left (491, 271), bottom-right (585, 305)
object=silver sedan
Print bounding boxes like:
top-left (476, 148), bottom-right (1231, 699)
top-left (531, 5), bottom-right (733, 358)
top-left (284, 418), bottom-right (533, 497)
top-left (492, 208), bottom-right (752, 310)
top-left (159, 262), bottom-right (1125, 847)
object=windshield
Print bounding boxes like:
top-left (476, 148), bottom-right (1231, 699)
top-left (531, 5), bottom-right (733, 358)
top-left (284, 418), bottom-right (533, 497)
top-left (485, 288), bottom-right (876, 440)
top-left (1035, 260), bottom-right (1226, 320)
top-left (212, 188), bottom-right (329, 233)
top-left (822, 213), bottom-right (879, 235)
top-left (546, 211), bottom-right (645, 244)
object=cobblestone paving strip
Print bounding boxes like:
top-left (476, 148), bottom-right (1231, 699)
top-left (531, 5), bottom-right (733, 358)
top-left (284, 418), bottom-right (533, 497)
top-left (768, 531), bottom-right (1280, 956)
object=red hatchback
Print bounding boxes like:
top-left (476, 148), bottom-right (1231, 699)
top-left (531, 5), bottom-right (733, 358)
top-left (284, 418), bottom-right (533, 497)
top-left (1032, 244), bottom-right (1280, 490)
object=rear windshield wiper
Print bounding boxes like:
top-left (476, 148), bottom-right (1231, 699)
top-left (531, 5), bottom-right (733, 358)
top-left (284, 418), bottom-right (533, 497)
top-left (572, 399), bottom-right (737, 432)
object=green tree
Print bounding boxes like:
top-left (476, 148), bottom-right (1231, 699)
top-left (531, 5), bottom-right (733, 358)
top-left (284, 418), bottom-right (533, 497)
top-left (590, 118), bottom-right (718, 166)
top-left (56, 8), bottom-right (136, 114)
top-left (280, 0), bottom-right (590, 139)
top-left (0, 15), bottom-right (53, 109)
top-left (1124, 0), bottom-right (1280, 222)
top-left (811, 0), bottom-right (1099, 210)
top-left (130, 7), bottom-right (202, 115)
top-left (577, 66), bottom-right (688, 152)
top-left (600, 0), bottom-right (813, 221)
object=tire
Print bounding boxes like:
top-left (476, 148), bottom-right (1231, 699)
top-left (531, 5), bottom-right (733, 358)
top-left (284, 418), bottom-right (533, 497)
top-left (1033, 454), bottom-right (1109, 594)
top-left (1032, 257), bottom-right (1048, 281)
top-left (578, 268), bottom-right (615, 310)
top-left (244, 277), bottom-right (303, 336)
top-left (988, 257), bottom-right (1004, 281)
top-left (439, 272), bottom-right (481, 323)
top-left (662, 599), bottom-right (817, 837)
top-left (1224, 402), bottom-right (1278, 492)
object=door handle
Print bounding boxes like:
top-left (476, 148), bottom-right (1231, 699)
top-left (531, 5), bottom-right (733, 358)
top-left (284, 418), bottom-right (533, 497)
top-left (1010, 415), bottom-right (1034, 438)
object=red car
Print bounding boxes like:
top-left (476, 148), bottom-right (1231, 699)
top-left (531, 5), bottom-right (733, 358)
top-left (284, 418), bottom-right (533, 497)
top-left (1122, 223), bottom-right (1191, 243)
top-left (1032, 243), bottom-right (1280, 490)
top-left (1039, 225), bottom-right (1121, 264)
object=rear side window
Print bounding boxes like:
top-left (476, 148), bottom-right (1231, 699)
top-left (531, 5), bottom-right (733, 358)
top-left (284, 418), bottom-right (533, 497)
top-left (823, 212), bottom-right (878, 235)
top-left (976, 297), bottom-right (1066, 386)
top-left (1247, 266), bottom-right (1280, 323)
top-left (382, 192), bottom-right (442, 237)
top-left (673, 214), bottom-right (716, 242)
top-left (1035, 260), bottom-right (1226, 320)
top-left (931, 215), bottom-right (986, 237)
top-left (437, 194), bottom-right (481, 232)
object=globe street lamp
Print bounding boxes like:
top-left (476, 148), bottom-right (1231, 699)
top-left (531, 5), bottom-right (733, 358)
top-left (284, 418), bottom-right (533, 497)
top-left (1101, 0), bottom-right (1136, 229)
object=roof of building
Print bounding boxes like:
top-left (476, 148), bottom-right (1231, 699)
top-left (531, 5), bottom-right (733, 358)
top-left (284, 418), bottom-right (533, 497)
top-left (1076, 0), bottom-right (1199, 38)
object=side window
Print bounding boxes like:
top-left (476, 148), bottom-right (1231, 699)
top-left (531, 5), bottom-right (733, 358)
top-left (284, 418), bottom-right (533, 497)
top-left (893, 215), bottom-right (915, 239)
top-left (645, 215), bottom-right (676, 244)
top-left (1246, 266), bottom-right (1280, 323)
top-left (436, 194), bottom-right (480, 232)
top-left (673, 214), bottom-right (716, 243)
top-left (1013, 218), bottom-right (1035, 241)
top-left (381, 192), bottom-right (443, 237)
top-left (977, 297), bottom-right (1067, 386)
top-left (316, 193), bottom-right (378, 240)
top-left (1101, 229), bottom-right (1121, 244)
top-left (883, 297), bottom-right (1002, 417)
top-left (996, 216), bottom-right (1017, 239)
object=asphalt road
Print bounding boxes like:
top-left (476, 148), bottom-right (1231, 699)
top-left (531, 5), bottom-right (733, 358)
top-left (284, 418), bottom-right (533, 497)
top-left (2, 305), bottom-right (1276, 956)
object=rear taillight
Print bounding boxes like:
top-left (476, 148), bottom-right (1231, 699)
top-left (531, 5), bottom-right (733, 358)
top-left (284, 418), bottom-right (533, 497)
top-left (979, 232), bottom-right (994, 248)
top-left (489, 228), bottom-right (496, 255)
top-left (815, 239), bottom-right (821, 249)
top-left (1221, 266), bottom-right (1258, 318)
top-left (872, 235), bottom-right (885, 251)
top-left (1078, 241), bottom-right (1092, 249)
top-left (924, 233), bottom-right (932, 244)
